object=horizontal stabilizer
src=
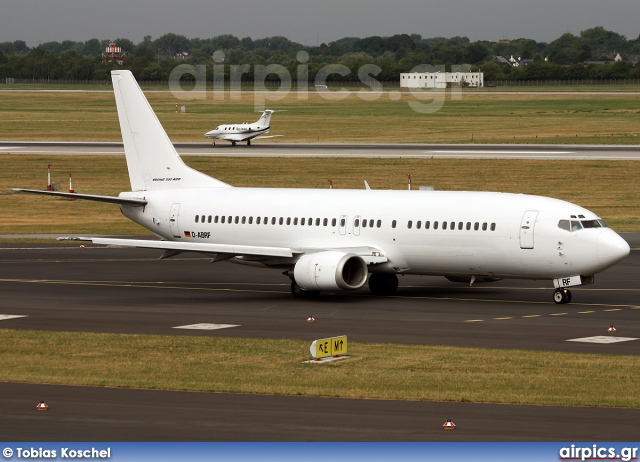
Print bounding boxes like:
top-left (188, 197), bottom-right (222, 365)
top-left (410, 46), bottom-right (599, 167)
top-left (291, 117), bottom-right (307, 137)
top-left (12, 189), bottom-right (147, 206)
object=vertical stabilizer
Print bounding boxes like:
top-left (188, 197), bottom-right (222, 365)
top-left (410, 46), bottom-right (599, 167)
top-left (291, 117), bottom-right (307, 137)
top-left (111, 70), bottom-right (230, 191)
top-left (256, 109), bottom-right (274, 127)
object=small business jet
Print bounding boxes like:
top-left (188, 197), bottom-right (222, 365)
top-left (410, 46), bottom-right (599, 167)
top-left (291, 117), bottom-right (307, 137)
top-left (14, 70), bottom-right (630, 303)
top-left (204, 109), bottom-right (281, 146)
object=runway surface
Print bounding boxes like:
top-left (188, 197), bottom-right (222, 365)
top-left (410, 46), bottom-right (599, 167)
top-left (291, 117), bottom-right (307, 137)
top-left (0, 243), bottom-right (638, 441)
top-left (1, 141), bottom-right (639, 160)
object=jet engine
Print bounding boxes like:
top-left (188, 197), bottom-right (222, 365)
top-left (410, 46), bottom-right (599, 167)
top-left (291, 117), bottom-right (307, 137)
top-left (293, 251), bottom-right (368, 291)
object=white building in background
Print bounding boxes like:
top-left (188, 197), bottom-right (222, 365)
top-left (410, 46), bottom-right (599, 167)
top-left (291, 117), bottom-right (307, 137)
top-left (400, 71), bottom-right (484, 88)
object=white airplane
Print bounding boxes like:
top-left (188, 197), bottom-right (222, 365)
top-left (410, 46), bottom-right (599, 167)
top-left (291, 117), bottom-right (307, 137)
top-left (14, 70), bottom-right (630, 303)
top-left (204, 109), bottom-right (281, 146)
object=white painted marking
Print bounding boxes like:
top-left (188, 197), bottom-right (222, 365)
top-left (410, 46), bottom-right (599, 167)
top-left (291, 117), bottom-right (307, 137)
top-left (566, 336), bottom-right (638, 344)
top-left (0, 315), bottom-right (27, 321)
top-left (0, 147), bottom-right (19, 150)
top-left (427, 150), bottom-right (574, 155)
top-left (173, 323), bottom-right (239, 330)
top-left (303, 356), bottom-right (350, 364)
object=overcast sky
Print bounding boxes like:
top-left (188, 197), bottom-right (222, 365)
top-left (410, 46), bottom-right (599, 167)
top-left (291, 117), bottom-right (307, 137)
top-left (2, 0), bottom-right (639, 47)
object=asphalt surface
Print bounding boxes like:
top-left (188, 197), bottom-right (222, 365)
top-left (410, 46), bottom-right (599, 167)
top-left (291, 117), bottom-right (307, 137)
top-left (0, 243), bottom-right (638, 441)
top-left (1, 141), bottom-right (639, 160)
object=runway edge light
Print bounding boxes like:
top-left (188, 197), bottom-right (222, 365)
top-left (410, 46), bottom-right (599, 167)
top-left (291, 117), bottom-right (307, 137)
top-left (443, 419), bottom-right (456, 430)
top-left (36, 401), bottom-right (49, 411)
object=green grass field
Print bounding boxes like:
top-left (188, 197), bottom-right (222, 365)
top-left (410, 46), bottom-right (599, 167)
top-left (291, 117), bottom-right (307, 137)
top-left (2, 329), bottom-right (639, 407)
top-left (3, 155), bottom-right (639, 233)
top-left (1, 90), bottom-right (639, 144)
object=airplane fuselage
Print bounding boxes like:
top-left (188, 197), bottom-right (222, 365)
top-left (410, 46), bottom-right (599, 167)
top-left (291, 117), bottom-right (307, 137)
top-left (120, 188), bottom-right (628, 281)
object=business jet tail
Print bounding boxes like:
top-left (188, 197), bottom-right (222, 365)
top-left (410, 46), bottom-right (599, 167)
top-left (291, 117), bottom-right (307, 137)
top-left (111, 70), bottom-right (230, 191)
top-left (256, 109), bottom-right (275, 127)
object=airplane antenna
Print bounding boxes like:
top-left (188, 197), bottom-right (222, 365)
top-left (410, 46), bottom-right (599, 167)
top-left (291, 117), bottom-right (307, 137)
top-left (407, 173), bottom-right (411, 190)
top-left (328, 180), bottom-right (333, 190)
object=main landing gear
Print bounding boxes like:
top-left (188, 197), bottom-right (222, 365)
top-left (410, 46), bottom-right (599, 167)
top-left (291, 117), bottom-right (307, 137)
top-left (553, 288), bottom-right (572, 304)
top-left (368, 273), bottom-right (399, 296)
top-left (247, 140), bottom-right (251, 146)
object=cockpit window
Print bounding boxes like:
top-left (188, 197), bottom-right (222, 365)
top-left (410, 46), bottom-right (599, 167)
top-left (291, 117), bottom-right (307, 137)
top-left (559, 218), bottom-right (607, 232)
top-left (581, 220), bottom-right (602, 229)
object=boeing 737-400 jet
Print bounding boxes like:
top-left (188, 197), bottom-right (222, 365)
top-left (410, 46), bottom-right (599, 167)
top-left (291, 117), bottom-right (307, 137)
top-left (14, 70), bottom-right (630, 303)
top-left (204, 109), bottom-right (281, 145)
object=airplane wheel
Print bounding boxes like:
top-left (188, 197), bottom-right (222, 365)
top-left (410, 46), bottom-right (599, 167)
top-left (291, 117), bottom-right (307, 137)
top-left (247, 140), bottom-right (251, 146)
top-left (369, 273), bottom-right (399, 296)
top-left (232, 141), bottom-right (236, 146)
top-left (291, 281), bottom-right (320, 299)
top-left (553, 288), bottom-right (571, 304)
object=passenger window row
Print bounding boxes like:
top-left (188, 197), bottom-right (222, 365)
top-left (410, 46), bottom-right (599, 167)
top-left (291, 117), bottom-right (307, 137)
top-left (195, 215), bottom-right (337, 227)
top-left (395, 220), bottom-right (496, 231)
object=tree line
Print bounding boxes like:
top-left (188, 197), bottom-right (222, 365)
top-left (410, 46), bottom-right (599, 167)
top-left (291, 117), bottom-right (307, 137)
top-left (1, 27), bottom-right (639, 83)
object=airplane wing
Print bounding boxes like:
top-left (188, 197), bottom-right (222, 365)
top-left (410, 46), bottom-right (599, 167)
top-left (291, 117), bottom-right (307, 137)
top-left (87, 237), bottom-right (296, 259)
top-left (12, 189), bottom-right (147, 206)
top-left (253, 135), bottom-right (284, 140)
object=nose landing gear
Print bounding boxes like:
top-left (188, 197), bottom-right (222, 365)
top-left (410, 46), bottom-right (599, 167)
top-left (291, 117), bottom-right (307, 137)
top-left (553, 288), bottom-right (572, 304)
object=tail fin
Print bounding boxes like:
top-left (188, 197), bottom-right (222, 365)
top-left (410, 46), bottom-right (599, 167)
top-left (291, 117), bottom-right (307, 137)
top-left (256, 109), bottom-right (275, 127)
top-left (111, 70), bottom-right (230, 191)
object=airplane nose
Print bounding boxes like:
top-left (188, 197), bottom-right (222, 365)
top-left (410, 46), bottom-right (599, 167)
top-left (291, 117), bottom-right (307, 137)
top-left (597, 230), bottom-right (630, 265)
top-left (204, 130), bottom-right (216, 138)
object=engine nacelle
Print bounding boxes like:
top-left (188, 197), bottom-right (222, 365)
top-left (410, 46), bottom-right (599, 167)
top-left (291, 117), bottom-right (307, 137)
top-left (294, 251), bottom-right (368, 291)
